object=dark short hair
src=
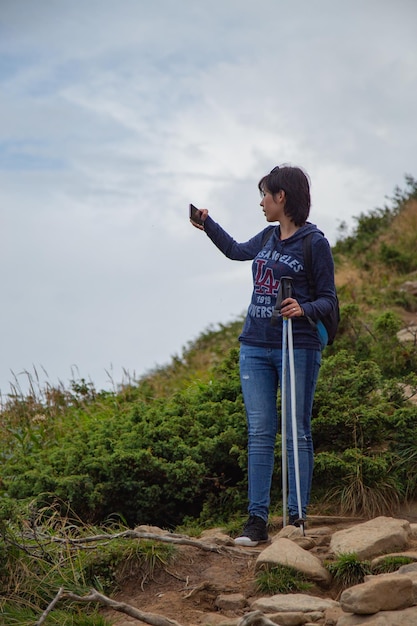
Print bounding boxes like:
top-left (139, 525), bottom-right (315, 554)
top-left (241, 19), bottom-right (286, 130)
top-left (258, 165), bottom-right (311, 226)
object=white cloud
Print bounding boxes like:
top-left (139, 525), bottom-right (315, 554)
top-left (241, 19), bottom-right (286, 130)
top-left (0, 0), bottom-right (416, 395)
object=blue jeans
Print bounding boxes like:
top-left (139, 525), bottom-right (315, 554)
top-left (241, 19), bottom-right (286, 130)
top-left (239, 343), bottom-right (321, 522)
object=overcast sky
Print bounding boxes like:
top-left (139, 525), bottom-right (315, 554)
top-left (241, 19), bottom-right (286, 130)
top-left (1, 0), bottom-right (416, 397)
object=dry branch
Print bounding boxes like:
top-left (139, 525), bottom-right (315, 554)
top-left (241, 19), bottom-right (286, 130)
top-left (62, 588), bottom-right (185, 626)
top-left (48, 528), bottom-right (254, 555)
top-left (34, 587), bottom-right (64, 625)
top-left (237, 611), bottom-right (278, 626)
top-left (182, 580), bottom-right (211, 599)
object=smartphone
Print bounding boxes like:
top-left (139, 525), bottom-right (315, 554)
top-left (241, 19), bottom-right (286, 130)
top-left (189, 203), bottom-right (204, 226)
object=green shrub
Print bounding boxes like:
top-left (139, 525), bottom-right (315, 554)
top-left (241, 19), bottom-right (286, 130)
top-left (379, 243), bottom-right (417, 273)
top-left (2, 349), bottom-right (248, 527)
top-left (323, 451), bottom-right (403, 517)
top-left (312, 351), bottom-right (391, 451)
top-left (2, 342), bottom-right (416, 527)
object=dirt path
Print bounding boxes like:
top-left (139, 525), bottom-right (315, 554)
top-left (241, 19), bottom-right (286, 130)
top-left (102, 515), bottom-right (370, 625)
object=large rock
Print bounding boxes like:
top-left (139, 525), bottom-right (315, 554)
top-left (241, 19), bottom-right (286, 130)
top-left (261, 611), bottom-right (323, 625)
top-left (364, 568), bottom-right (417, 605)
top-left (329, 517), bottom-right (410, 560)
top-left (250, 593), bottom-right (338, 613)
top-left (340, 573), bottom-right (414, 614)
top-left (199, 528), bottom-right (235, 546)
top-left (400, 280), bottom-right (417, 296)
top-left (370, 550), bottom-right (417, 569)
top-left (214, 593), bottom-right (246, 610)
top-left (337, 606), bottom-right (417, 625)
top-left (256, 537), bottom-right (331, 585)
top-left (397, 325), bottom-right (417, 343)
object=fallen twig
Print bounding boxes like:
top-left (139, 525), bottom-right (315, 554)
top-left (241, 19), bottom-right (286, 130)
top-left (34, 586), bottom-right (64, 625)
top-left (237, 610), bottom-right (278, 626)
top-left (62, 588), bottom-right (185, 626)
top-left (47, 529), bottom-right (254, 556)
top-left (182, 580), bottom-right (211, 599)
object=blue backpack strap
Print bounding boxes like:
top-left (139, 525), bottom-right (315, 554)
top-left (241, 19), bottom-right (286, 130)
top-left (303, 232), bottom-right (315, 300)
top-left (302, 233), bottom-right (328, 345)
top-left (261, 226), bottom-right (276, 247)
top-left (303, 232), bottom-right (339, 346)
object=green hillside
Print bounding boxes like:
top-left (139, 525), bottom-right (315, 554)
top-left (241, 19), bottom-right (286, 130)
top-left (1, 175), bottom-right (417, 529)
top-left (1, 176), bottom-right (417, 625)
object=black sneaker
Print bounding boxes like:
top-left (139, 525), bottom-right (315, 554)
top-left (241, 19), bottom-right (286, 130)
top-left (234, 515), bottom-right (268, 547)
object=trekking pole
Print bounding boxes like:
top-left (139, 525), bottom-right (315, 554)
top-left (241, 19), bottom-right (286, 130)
top-left (280, 277), bottom-right (305, 535)
top-left (272, 277), bottom-right (289, 527)
top-left (281, 305), bottom-right (288, 528)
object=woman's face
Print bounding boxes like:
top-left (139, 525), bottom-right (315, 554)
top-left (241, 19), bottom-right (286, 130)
top-left (260, 188), bottom-right (285, 222)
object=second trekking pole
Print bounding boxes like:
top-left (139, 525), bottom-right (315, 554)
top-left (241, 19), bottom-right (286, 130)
top-left (280, 276), bottom-right (305, 536)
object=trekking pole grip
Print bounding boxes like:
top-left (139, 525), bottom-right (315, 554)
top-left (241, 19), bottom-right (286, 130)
top-left (281, 276), bottom-right (293, 300)
top-left (271, 276), bottom-right (294, 326)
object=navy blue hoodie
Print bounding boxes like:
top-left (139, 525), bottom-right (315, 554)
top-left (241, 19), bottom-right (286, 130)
top-left (204, 217), bottom-right (337, 351)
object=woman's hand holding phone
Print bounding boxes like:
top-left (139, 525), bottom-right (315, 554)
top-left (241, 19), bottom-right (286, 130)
top-left (189, 203), bottom-right (208, 230)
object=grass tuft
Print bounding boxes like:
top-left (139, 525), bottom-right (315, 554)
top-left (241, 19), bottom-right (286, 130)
top-left (371, 555), bottom-right (415, 575)
top-left (326, 553), bottom-right (371, 592)
top-left (255, 564), bottom-right (312, 594)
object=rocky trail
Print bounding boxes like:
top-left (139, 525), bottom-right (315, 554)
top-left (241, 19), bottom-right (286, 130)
top-left (101, 511), bottom-right (417, 626)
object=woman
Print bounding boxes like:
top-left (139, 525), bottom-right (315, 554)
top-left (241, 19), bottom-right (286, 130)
top-left (190, 165), bottom-right (337, 546)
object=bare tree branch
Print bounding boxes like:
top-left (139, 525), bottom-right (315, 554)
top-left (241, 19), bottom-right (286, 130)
top-left (237, 611), bottom-right (278, 626)
top-left (46, 529), bottom-right (254, 556)
top-left (62, 588), bottom-right (185, 626)
top-left (34, 587), bottom-right (64, 625)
